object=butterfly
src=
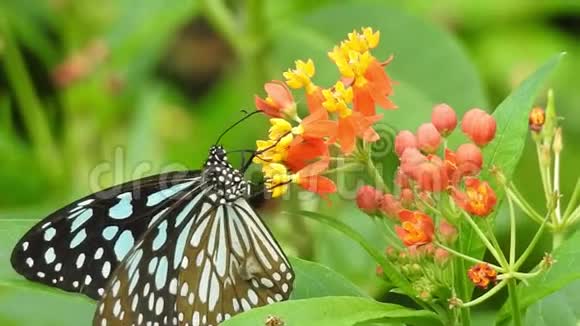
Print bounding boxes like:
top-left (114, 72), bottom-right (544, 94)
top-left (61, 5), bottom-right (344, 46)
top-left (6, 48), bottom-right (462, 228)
top-left (11, 144), bottom-right (294, 326)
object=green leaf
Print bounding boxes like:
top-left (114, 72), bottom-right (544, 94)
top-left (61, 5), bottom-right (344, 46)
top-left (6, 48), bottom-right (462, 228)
top-left (221, 296), bottom-right (442, 326)
top-left (523, 280), bottom-right (580, 326)
top-left (461, 53), bottom-right (564, 258)
top-left (289, 257), bottom-right (368, 299)
top-left (484, 53), bottom-right (565, 183)
top-left (291, 211), bottom-right (424, 308)
top-left (497, 229), bottom-right (580, 324)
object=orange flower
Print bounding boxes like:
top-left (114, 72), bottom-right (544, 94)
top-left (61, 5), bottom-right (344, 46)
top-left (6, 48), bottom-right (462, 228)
top-left (336, 112), bottom-right (382, 154)
top-left (395, 210), bottom-right (435, 247)
top-left (352, 58), bottom-right (396, 116)
top-left (255, 81), bottom-right (297, 119)
top-left (467, 263), bottom-right (497, 289)
top-left (452, 178), bottom-right (497, 217)
top-left (284, 136), bottom-right (330, 172)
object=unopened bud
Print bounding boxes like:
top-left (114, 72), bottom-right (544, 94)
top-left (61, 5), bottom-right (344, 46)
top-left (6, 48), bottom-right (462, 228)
top-left (553, 127), bottom-right (563, 154)
top-left (529, 107), bottom-right (545, 133)
top-left (416, 123), bottom-right (442, 153)
top-left (395, 130), bottom-right (418, 157)
top-left (543, 89), bottom-right (557, 142)
top-left (439, 219), bottom-right (458, 244)
top-left (431, 103), bottom-right (457, 136)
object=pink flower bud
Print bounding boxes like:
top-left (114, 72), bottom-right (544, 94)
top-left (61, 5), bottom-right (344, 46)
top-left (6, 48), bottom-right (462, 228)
top-left (379, 194), bottom-right (402, 217)
top-left (461, 108), bottom-right (496, 146)
top-left (356, 185), bottom-right (383, 214)
top-left (431, 103), bottom-right (457, 136)
top-left (456, 143), bottom-right (483, 175)
top-left (413, 155), bottom-right (448, 192)
top-left (399, 188), bottom-right (414, 206)
top-left (401, 148), bottom-right (426, 176)
top-left (439, 219), bottom-right (458, 244)
top-left (434, 248), bottom-right (450, 265)
top-left (394, 130), bottom-right (417, 157)
top-left (416, 123), bottom-right (442, 153)
top-left (395, 168), bottom-right (410, 189)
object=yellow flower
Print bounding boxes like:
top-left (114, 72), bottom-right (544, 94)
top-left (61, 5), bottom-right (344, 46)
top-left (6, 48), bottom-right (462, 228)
top-left (263, 163), bottom-right (295, 198)
top-left (283, 59), bottom-right (316, 93)
top-left (253, 131), bottom-right (294, 165)
top-left (344, 27), bottom-right (380, 53)
top-left (322, 81), bottom-right (353, 118)
top-left (269, 118), bottom-right (292, 140)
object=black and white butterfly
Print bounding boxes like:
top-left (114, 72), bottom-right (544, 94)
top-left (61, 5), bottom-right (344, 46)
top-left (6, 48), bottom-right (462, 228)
top-left (11, 145), bottom-right (294, 326)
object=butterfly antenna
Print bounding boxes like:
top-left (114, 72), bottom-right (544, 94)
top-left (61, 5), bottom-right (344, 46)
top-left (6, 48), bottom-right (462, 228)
top-left (215, 110), bottom-right (263, 145)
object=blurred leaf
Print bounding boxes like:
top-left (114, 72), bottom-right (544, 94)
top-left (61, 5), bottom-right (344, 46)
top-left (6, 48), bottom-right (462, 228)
top-left (222, 296), bottom-right (442, 326)
top-left (289, 257), bottom-right (368, 299)
top-left (461, 53), bottom-right (564, 259)
top-left (293, 210), bottom-right (420, 306)
top-left (107, 0), bottom-right (199, 87)
top-left (522, 280), bottom-right (580, 326)
top-left (497, 229), bottom-right (580, 324)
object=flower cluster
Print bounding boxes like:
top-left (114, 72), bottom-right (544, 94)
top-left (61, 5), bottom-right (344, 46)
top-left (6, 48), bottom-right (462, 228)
top-left (357, 103), bottom-right (501, 299)
top-left (254, 28), bottom-right (395, 198)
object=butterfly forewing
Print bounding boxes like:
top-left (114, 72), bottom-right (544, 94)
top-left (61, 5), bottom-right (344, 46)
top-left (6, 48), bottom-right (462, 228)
top-left (93, 194), bottom-right (293, 326)
top-left (11, 171), bottom-right (201, 299)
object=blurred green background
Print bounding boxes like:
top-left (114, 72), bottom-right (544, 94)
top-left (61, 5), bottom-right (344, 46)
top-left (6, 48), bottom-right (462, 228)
top-left (0, 0), bottom-right (579, 324)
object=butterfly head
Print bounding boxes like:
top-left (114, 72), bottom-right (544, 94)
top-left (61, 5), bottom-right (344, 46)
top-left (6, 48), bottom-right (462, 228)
top-left (203, 145), bottom-right (250, 203)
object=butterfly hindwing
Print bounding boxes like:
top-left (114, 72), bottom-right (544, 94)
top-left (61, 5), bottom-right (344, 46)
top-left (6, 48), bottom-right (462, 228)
top-left (93, 196), bottom-right (294, 326)
top-left (10, 171), bottom-right (202, 299)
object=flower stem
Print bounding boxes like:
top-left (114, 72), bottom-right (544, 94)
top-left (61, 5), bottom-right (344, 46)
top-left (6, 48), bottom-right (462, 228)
top-left (454, 256), bottom-right (472, 326)
top-left (506, 186), bottom-right (546, 225)
top-left (364, 151), bottom-right (390, 193)
top-left (436, 242), bottom-right (503, 272)
top-left (514, 205), bottom-right (552, 269)
top-left (553, 231), bottom-right (565, 250)
top-left (536, 141), bottom-right (551, 204)
top-left (553, 150), bottom-right (563, 225)
top-left (507, 279), bottom-right (523, 326)
top-left (563, 177), bottom-right (580, 221)
top-left (462, 211), bottom-right (505, 266)
top-left (461, 280), bottom-right (508, 308)
top-left (508, 196), bottom-right (517, 265)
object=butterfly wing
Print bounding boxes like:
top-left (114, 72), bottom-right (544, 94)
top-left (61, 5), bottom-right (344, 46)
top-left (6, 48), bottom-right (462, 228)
top-left (93, 197), bottom-right (294, 326)
top-left (11, 171), bottom-right (202, 299)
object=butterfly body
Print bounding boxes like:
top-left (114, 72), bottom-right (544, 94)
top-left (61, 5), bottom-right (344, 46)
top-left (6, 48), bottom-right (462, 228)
top-left (11, 145), bottom-right (294, 326)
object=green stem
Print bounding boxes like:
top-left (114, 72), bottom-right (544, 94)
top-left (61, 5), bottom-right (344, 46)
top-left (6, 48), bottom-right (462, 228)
top-left (507, 279), bottom-right (523, 326)
top-left (514, 204), bottom-right (552, 269)
top-left (323, 163), bottom-right (363, 175)
top-left (461, 280), bottom-right (508, 308)
top-left (553, 231), bottom-right (565, 250)
top-left (536, 142), bottom-right (551, 204)
top-left (506, 186), bottom-right (545, 225)
top-left (563, 177), bottom-right (580, 221)
top-left (462, 211), bottom-right (505, 266)
top-left (364, 150), bottom-right (390, 193)
top-left (454, 255), bottom-right (472, 325)
top-left (436, 243), bottom-right (503, 271)
top-left (508, 196), bottom-right (517, 265)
